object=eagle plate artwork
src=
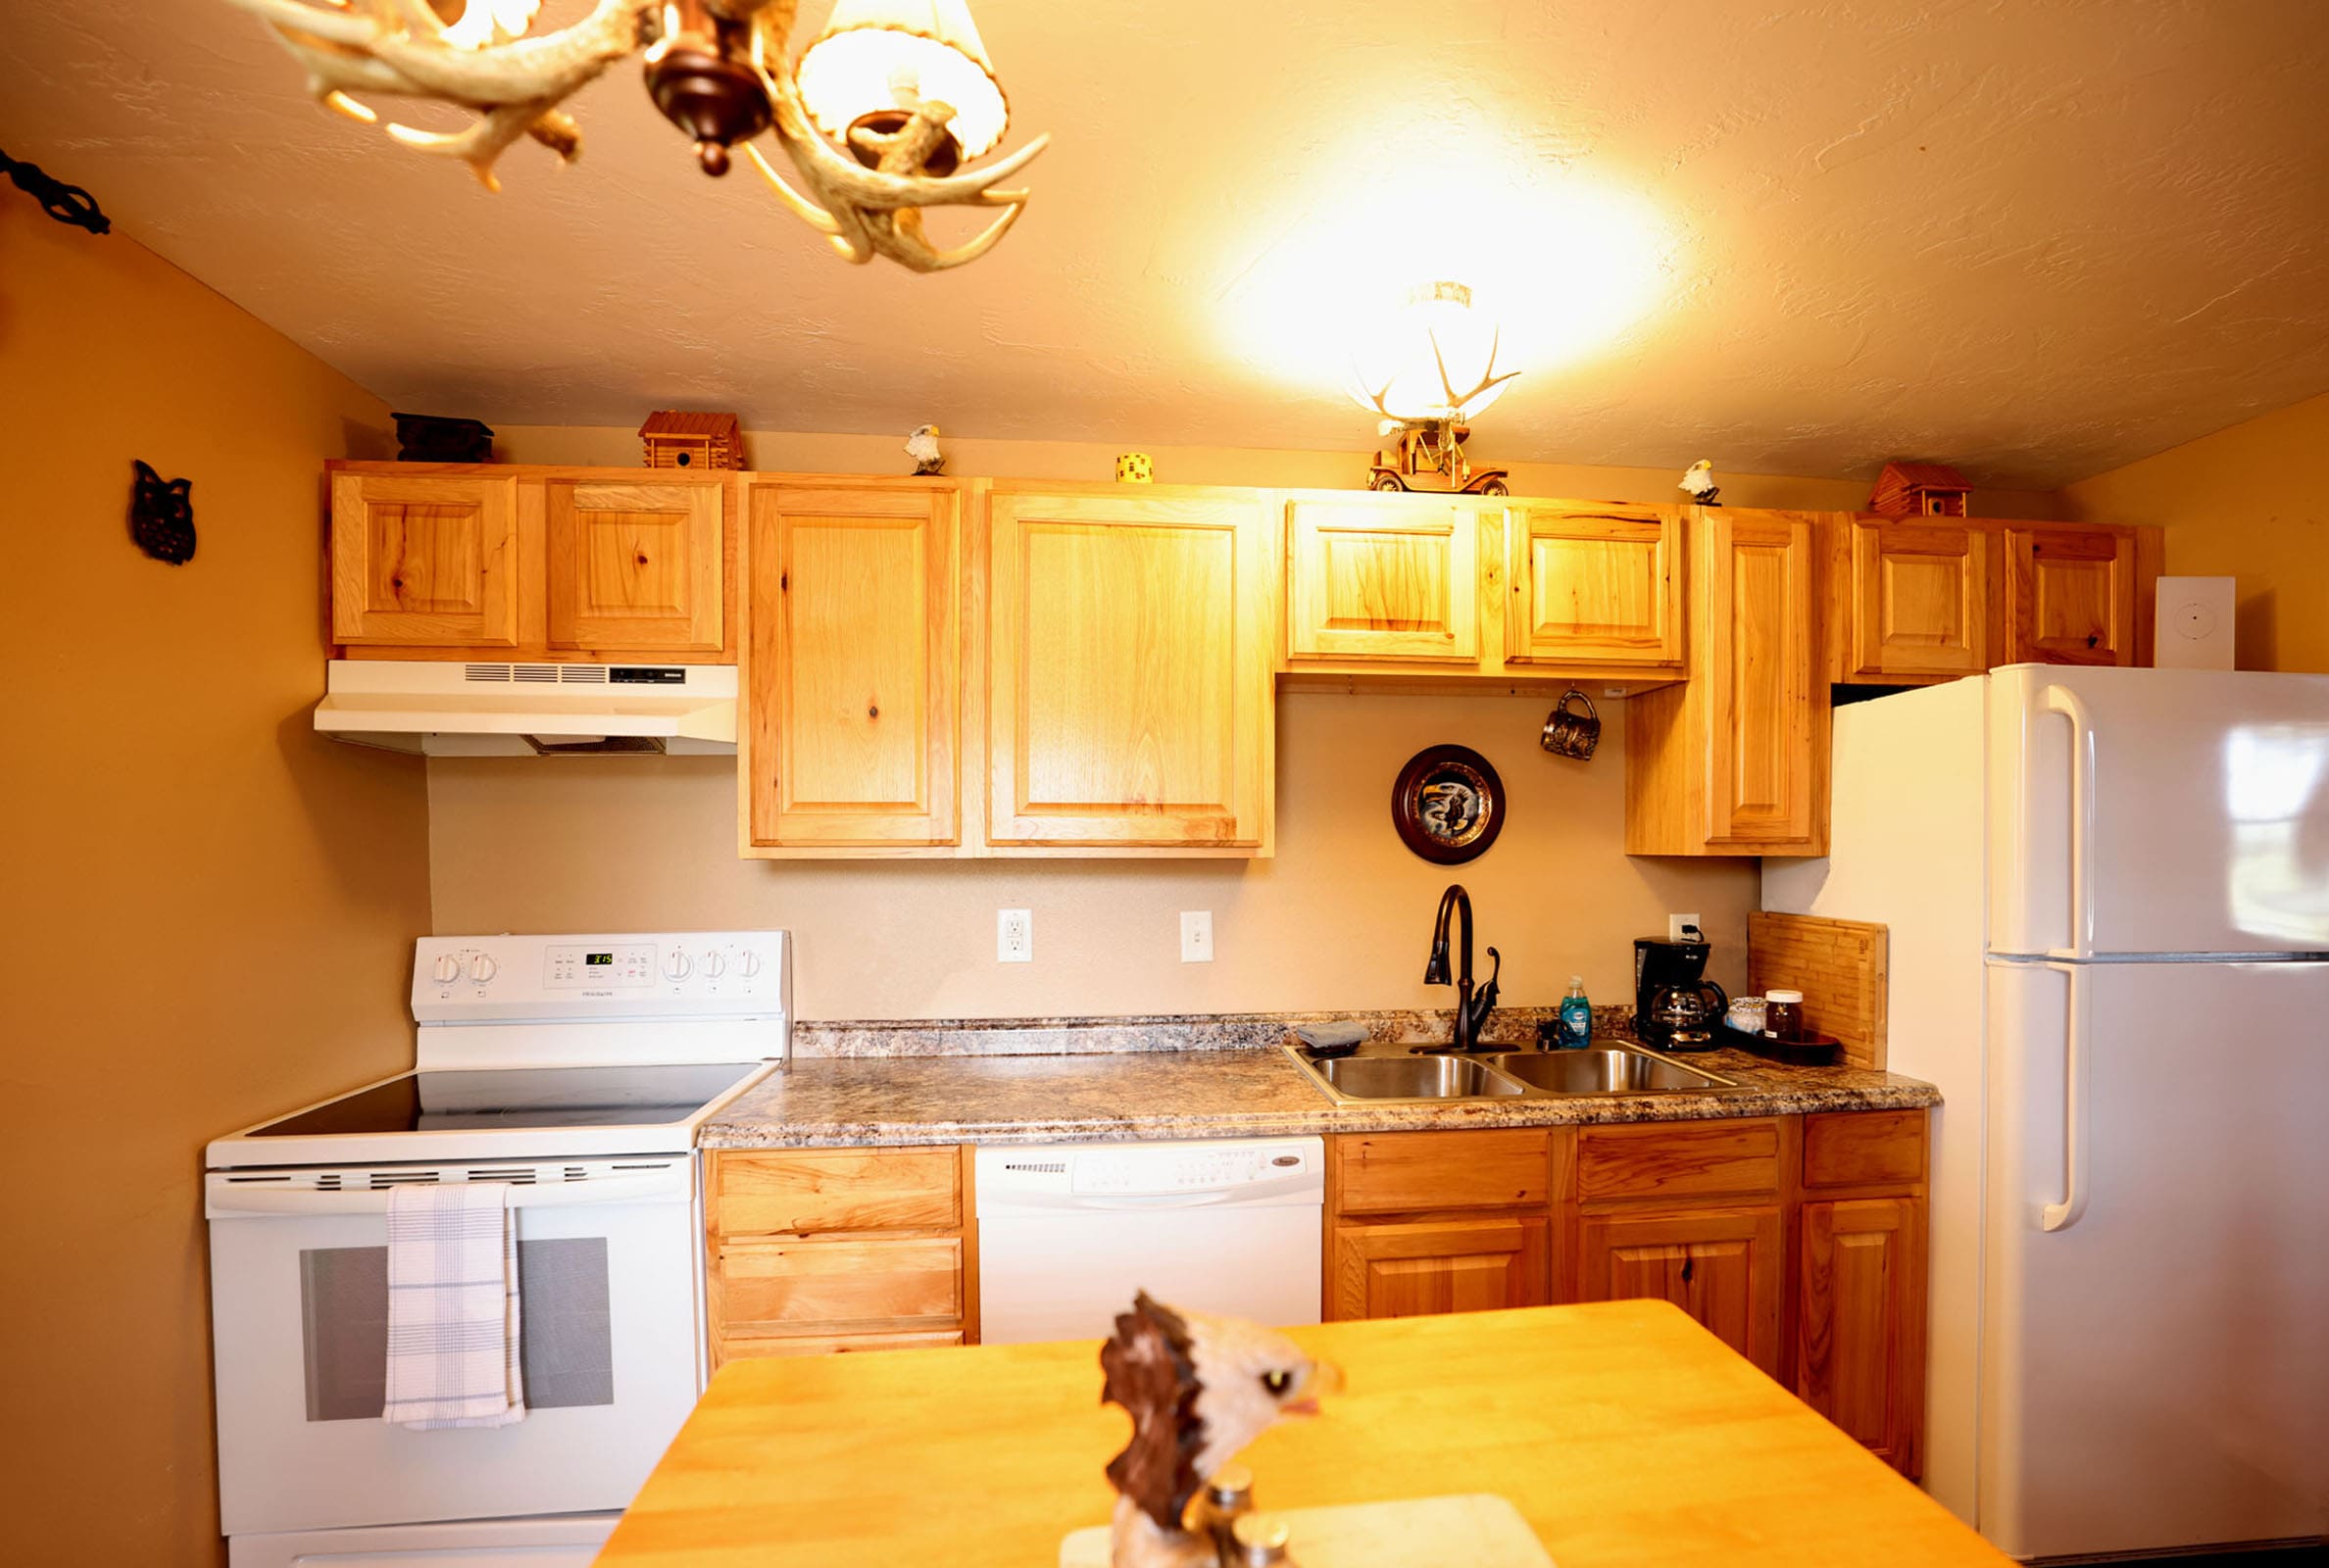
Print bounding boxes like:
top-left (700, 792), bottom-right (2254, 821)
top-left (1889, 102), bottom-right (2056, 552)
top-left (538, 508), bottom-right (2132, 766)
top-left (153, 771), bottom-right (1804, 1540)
top-left (1390, 745), bottom-right (1506, 865)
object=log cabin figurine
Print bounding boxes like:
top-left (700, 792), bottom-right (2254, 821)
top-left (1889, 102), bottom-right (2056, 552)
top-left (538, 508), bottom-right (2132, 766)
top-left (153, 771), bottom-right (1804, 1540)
top-left (1100, 1293), bottom-right (1341, 1568)
top-left (639, 411), bottom-right (743, 470)
top-left (1868, 461), bottom-right (1971, 517)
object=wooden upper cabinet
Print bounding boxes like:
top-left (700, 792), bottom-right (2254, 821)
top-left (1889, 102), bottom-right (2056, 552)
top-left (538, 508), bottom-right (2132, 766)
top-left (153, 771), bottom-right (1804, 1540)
top-left (2007, 524), bottom-right (2136, 665)
top-left (742, 480), bottom-right (958, 853)
top-left (983, 485), bottom-right (1274, 852)
top-left (1627, 510), bottom-right (1828, 856)
top-left (1797, 1196), bottom-right (1925, 1476)
top-left (1576, 1205), bottom-right (1784, 1377)
top-left (1844, 517), bottom-right (1991, 681)
top-left (1504, 502), bottom-right (1682, 668)
top-left (1284, 496), bottom-right (1479, 663)
top-left (330, 470), bottom-right (519, 647)
top-left (545, 476), bottom-right (723, 652)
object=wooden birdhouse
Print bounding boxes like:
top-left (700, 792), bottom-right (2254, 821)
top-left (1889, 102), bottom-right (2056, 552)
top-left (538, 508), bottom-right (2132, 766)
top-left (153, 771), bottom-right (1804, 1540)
top-left (1868, 462), bottom-right (1971, 517)
top-left (638, 411), bottom-right (743, 470)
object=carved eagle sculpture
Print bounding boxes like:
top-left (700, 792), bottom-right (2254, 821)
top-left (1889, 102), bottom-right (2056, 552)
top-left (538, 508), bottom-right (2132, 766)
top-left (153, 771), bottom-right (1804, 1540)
top-left (1100, 1292), bottom-right (1342, 1568)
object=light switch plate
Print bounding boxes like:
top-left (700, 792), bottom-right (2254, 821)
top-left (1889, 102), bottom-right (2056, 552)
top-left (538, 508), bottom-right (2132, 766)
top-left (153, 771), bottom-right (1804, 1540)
top-left (998, 908), bottom-right (1032, 963)
top-left (1180, 910), bottom-right (1214, 963)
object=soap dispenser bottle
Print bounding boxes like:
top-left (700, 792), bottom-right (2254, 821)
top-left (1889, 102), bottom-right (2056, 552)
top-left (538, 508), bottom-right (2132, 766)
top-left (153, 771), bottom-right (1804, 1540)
top-left (1557, 977), bottom-right (1593, 1049)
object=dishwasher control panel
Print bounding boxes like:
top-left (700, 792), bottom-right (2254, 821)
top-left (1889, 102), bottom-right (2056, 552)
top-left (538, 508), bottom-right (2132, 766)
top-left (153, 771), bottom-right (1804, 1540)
top-left (976, 1138), bottom-right (1324, 1206)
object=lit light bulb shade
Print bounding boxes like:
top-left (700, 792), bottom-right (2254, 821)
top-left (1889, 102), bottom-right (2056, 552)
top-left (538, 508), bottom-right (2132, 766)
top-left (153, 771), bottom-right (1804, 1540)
top-left (1346, 283), bottom-right (1514, 423)
top-left (796, 0), bottom-right (1010, 161)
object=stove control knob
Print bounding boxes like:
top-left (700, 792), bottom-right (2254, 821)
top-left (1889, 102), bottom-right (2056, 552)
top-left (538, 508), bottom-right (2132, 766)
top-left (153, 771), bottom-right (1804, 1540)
top-left (663, 951), bottom-right (693, 981)
top-left (738, 950), bottom-right (764, 978)
top-left (469, 954), bottom-right (498, 983)
top-left (431, 954), bottom-right (462, 984)
top-left (700, 952), bottom-right (726, 978)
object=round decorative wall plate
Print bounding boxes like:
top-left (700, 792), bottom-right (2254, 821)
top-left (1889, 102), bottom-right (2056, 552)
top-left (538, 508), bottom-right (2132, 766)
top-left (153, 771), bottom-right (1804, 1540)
top-left (1391, 745), bottom-right (1505, 863)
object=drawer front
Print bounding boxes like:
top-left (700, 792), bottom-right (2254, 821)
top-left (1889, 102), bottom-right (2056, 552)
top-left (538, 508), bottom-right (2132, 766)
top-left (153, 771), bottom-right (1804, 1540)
top-left (1333, 1129), bottom-right (1551, 1216)
top-left (716, 1236), bottom-right (963, 1336)
top-left (1804, 1110), bottom-right (1926, 1189)
top-left (713, 1147), bottom-right (962, 1236)
top-left (1577, 1120), bottom-right (1781, 1201)
top-left (719, 1329), bottom-right (964, 1365)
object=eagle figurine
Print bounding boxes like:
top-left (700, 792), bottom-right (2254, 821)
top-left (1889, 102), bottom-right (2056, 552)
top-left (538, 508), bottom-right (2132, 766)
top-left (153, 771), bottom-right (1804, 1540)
top-left (1100, 1293), bottom-right (1341, 1568)
top-left (1678, 459), bottom-right (1721, 507)
top-left (906, 422), bottom-right (946, 475)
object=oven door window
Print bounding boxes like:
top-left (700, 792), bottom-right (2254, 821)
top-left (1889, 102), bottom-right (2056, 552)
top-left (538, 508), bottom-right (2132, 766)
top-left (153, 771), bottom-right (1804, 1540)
top-left (298, 1239), bottom-right (615, 1421)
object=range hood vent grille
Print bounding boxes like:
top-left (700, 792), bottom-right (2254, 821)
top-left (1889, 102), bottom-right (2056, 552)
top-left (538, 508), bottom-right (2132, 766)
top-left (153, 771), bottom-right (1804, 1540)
top-left (465, 662), bottom-right (617, 684)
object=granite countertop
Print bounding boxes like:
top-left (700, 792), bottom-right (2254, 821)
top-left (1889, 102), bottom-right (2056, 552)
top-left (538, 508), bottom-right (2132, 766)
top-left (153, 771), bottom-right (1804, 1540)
top-left (700, 1009), bottom-right (1939, 1150)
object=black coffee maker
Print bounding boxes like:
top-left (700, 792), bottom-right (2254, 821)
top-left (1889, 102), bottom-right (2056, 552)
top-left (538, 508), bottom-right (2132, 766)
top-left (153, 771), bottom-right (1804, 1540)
top-left (1634, 927), bottom-right (1727, 1052)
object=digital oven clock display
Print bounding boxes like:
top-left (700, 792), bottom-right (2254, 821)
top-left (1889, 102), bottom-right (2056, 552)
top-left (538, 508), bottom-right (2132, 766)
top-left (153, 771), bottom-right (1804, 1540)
top-left (585, 953), bottom-right (614, 966)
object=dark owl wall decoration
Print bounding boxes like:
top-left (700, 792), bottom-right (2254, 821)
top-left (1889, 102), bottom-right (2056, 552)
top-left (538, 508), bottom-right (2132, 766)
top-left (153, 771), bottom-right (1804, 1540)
top-left (129, 461), bottom-right (196, 564)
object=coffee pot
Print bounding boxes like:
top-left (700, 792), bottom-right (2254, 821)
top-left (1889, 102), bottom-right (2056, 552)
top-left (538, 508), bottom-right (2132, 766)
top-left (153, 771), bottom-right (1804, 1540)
top-left (1645, 980), bottom-right (1728, 1052)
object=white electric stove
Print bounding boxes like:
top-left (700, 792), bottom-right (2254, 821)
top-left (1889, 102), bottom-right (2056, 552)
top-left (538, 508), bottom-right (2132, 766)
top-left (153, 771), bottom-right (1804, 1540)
top-left (205, 931), bottom-right (789, 1568)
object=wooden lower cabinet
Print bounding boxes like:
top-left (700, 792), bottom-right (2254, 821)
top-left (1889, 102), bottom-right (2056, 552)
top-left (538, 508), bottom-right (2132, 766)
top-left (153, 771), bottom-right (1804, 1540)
top-left (706, 1146), bottom-right (977, 1368)
top-left (1329, 1216), bottom-right (1550, 1320)
top-left (1798, 1197), bottom-right (1925, 1475)
top-left (1576, 1205), bottom-right (1784, 1376)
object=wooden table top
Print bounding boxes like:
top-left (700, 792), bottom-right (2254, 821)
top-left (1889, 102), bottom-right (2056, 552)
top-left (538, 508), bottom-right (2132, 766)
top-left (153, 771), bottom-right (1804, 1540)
top-left (597, 1300), bottom-right (2010, 1567)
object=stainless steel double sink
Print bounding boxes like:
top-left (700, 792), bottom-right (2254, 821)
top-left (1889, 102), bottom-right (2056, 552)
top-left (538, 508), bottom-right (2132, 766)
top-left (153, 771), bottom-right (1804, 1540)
top-left (1284, 1042), bottom-right (1740, 1104)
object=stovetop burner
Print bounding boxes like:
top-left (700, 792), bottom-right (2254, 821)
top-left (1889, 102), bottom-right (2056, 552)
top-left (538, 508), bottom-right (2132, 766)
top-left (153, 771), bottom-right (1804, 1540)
top-left (243, 1062), bottom-right (764, 1139)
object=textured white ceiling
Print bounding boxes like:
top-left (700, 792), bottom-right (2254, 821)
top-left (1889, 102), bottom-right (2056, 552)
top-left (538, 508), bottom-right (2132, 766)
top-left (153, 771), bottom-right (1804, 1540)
top-left (4, 1), bottom-right (2325, 485)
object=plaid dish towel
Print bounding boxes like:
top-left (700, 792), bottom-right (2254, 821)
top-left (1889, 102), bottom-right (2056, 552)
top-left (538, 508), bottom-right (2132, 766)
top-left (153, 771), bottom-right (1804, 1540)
top-left (381, 1181), bottom-right (525, 1429)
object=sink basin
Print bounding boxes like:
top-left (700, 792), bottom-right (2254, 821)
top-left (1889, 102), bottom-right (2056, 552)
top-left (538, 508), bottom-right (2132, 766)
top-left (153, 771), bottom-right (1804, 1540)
top-left (1491, 1049), bottom-right (1734, 1094)
top-left (1311, 1054), bottom-right (1526, 1101)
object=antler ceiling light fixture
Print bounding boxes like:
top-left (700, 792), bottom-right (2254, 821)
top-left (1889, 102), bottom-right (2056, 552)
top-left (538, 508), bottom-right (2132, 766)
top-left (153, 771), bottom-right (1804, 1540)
top-left (221, 0), bottom-right (1048, 271)
top-left (1350, 280), bottom-right (1519, 495)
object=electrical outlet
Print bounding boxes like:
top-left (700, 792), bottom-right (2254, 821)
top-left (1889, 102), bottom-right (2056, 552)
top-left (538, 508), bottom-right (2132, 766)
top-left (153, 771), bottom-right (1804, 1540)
top-left (1180, 910), bottom-right (1214, 963)
top-left (1667, 911), bottom-right (1703, 943)
top-left (997, 908), bottom-right (1032, 963)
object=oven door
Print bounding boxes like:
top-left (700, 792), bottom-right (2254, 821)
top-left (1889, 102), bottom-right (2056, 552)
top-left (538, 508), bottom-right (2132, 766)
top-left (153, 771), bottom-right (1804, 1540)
top-left (207, 1157), bottom-right (701, 1539)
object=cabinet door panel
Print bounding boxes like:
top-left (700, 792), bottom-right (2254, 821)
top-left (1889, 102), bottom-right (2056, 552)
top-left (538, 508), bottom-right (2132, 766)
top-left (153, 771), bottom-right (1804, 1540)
top-left (545, 477), bottom-right (723, 651)
top-left (1329, 1216), bottom-right (1549, 1321)
top-left (715, 1236), bottom-right (963, 1338)
top-left (1707, 512), bottom-right (1821, 845)
top-left (1286, 498), bottom-right (1478, 663)
top-left (2007, 526), bottom-right (2135, 665)
top-left (1798, 1197), bottom-right (1924, 1475)
top-left (1850, 519), bottom-right (1989, 678)
top-left (987, 490), bottom-right (1271, 849)
top-left (331, 472), bottom-right (519, 646)
top-left (1506, 504), bottom-right (1681, 666)
top-left (1577, 1206), bottom-right (1782, 1375)
top-left (745, 482), bottom-right (957, 849)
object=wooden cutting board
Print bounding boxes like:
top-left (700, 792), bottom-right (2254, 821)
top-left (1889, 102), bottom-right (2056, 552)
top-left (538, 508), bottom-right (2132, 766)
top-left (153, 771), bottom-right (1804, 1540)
top-left (1747, 911), bottom-right (1889, 1069)
top-left (1062, 1494), bottom-right (1554, 1568)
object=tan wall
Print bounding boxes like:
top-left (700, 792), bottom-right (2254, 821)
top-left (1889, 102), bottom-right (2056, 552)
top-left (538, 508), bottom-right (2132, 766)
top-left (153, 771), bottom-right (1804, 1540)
top-left (428, 695), bottom-right (1758, 1017)
top-left (495, 423), bottom-right (2069, 519)
top-left (2061, 392), bottom-right (2329, 672)
top-left (0, 205), bottom-right (431, 1562)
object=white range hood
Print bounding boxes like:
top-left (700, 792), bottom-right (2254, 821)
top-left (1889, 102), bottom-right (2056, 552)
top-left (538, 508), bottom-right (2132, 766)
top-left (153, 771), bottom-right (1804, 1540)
top-left (314, 660), bottom-right (736, 756)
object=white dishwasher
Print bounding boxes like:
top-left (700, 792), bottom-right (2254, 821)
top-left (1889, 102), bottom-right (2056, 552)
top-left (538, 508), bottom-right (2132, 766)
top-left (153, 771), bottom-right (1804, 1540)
top-left (973, 1137), bottom-right (1325, 1345)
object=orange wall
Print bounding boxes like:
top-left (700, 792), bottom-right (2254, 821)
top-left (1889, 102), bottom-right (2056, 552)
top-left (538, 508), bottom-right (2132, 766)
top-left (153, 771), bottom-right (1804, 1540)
top-left (2061, 392), bottom-right (2329, 672)
top-left (0, 204), bottom-right (431, 1562)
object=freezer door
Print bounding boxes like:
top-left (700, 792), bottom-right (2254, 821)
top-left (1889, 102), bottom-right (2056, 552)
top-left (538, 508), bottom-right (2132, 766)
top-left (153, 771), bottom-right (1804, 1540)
top-left (1987, 664), bottom-right (2329, 956)
top-left (1981, 959), bottom-right (2329, 1559)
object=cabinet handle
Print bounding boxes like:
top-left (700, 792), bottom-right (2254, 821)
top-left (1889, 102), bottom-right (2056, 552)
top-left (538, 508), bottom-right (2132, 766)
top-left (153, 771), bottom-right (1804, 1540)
top-left (1681, 1254), bottom-right (1694, 1284)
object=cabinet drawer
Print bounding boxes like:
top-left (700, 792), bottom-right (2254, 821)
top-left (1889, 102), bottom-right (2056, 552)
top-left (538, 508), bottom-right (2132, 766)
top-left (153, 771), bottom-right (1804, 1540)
top-left (716, 1236), bottom-right (963, 1335)
top-left (719, 1329), bottom-right (964, 1364)
top-left (1332, 1130), bottom-right (1550, 1215)
top-left (712, 1148), bottom-right (962, 1236)
top-left (1804, 1110), bottom-right (1926, 1189)
top-left (1577, 1120), bottom-right (1780, 1201)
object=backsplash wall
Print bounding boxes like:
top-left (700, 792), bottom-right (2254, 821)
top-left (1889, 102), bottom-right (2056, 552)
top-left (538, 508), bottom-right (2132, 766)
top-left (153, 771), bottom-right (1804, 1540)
top-left (427, 693), bottom-right (1756, 1020)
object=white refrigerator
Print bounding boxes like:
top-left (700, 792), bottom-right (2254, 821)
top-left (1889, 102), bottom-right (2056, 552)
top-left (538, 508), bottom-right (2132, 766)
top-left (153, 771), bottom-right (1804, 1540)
top-left (1764, 664), bottom-right (2329, 1561)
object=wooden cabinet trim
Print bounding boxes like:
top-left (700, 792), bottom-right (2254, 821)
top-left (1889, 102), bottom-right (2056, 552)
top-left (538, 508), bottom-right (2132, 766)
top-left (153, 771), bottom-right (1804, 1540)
top-left (1330, 1129), bottom-right (1553, 1215)
top-left (713, 1234), bottom-right (965, 1341)
top-left (1576, 1119), bottom-right (1782, 1202)
top-left (710, 1146), bottom-right (963, 1237)
top-left (1803, 1110), bottom-right (1927, 1191)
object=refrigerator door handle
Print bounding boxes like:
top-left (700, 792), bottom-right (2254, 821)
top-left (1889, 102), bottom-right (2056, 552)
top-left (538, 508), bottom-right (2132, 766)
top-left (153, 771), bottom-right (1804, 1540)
top-left (2040, 960), bottom-right (2091, 1233)
top-left (2039, 684), bottom-right (2098, 960)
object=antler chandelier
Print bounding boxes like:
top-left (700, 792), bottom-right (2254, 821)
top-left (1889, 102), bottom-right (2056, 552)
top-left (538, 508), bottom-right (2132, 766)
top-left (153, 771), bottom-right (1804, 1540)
top-left (222, 0), bottom-right (1049, 271)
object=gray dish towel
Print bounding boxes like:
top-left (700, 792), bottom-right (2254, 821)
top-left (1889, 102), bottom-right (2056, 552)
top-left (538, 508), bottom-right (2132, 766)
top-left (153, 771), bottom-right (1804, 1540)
top-left (381, 1181), bottom-right (524, 1430)
top-left (1293, 1022), bottom-right (1368, 1054)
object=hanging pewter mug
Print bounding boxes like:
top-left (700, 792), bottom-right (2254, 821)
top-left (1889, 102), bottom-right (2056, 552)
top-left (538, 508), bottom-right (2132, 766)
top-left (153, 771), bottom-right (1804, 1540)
top-left (1540, 689), bottom-right (1602, 760)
